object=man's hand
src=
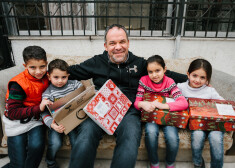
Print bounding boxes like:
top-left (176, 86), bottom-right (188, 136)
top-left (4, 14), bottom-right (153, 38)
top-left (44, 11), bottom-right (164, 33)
top-left (51, 120), bottom-right (65, 133)
top-left (40, 98), bottom-right (53, 111)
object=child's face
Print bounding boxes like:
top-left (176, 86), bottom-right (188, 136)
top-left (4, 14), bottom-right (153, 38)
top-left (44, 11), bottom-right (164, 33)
top-left (48, 69), bottom-right (69, 88)
top-left (147, 62), bottom-right (166, 83)
top-left (187, 68), bottom-right (208, 88)
top-left (23, 59), bottom-right (47, 79)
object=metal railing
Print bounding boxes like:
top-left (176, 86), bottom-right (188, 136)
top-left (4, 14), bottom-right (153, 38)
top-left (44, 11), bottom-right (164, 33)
top-left (0, 0), bottom-right (235, 38)
top-left (183, 0), bottom-right (235, 38)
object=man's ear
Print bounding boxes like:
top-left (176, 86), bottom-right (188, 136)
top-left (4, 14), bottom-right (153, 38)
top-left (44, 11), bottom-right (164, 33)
top-left (23, 63), bottom-right (26, 68)
top-left (104, 42), bottom-right (108, 51)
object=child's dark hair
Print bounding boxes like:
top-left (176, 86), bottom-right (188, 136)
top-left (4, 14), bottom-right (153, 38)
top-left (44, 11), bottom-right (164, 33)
top-left (188, 59), bottom-right (212, 84)
top-left (147, 55), bottom-right (165, 68)
top-left (23, 46), bottom-right (47, 63)
top-left (48, 59), bottom-right (69, 74)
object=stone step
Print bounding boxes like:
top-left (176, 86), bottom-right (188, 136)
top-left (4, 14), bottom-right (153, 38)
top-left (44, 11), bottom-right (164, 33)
top-left (0, 156), bottom-right (235, 168)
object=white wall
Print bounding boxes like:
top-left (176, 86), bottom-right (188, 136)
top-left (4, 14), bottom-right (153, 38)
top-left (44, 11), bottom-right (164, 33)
top-left (10, 36), bottom-right (235, 76)
top-left (179, 38), bottom-right (235, 77)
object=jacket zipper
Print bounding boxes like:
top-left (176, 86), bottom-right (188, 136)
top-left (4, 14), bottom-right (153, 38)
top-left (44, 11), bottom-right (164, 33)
top-left (118, 64), bottom-right (121, 85)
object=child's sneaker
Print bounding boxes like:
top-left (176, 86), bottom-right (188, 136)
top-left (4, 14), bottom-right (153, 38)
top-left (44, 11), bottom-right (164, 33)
top-left (166, 165), bottom-right (175, 168)
top-left (150, 163), bottom-right (159, 168)
top-left (194, 157), bottom-right (205, 168)
top-left (150, 165), bottom-right (159, 168)
top-left (166, 163), bottom-right (175, 168)
top-left (47, 163), bottom-right (59, 168)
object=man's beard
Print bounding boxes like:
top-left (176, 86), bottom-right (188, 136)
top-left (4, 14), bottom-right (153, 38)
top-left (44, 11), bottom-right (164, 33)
top-left (109, 53), bottom-right (128, 64)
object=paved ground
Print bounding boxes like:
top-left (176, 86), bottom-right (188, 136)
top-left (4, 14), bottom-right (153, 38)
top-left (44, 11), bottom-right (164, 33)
top-left (1, 155), bottom-right (235, 168)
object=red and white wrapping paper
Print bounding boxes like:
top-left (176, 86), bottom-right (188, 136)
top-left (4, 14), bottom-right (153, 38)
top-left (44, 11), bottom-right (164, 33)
top-left (83, 79), bottom-right (132, 135)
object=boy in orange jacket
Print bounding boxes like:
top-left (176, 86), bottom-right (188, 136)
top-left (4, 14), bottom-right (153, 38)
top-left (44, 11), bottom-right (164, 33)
top-left (2, 46), bottom-right (51, 168)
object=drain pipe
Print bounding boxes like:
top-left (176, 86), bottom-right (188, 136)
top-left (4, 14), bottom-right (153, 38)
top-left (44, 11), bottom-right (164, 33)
top-left (174, 0), bottom-right (186, 59)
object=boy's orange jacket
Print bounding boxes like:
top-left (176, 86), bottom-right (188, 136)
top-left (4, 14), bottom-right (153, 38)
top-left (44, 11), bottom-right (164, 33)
top-left (5, 69), bottom-right (49, 107)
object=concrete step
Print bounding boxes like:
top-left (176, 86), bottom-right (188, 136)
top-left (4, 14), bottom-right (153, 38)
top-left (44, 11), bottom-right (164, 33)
top-left (1, 156), bottom-right (235, 168)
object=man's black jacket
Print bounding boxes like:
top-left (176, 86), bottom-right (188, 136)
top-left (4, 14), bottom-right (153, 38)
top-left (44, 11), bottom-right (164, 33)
top-left (68, 51), bottom-right (187, 103)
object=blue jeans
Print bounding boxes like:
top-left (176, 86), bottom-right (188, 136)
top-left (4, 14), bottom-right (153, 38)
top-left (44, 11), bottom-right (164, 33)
top-left (145, 123), bottom-right (179, 165)
top-left (191, 130), bottom-right (224, 168)
top-left (46, 128), bottom-right (77, 166)
top-left (3, 125), bottom-right (45, 168)
top-left (69, 106), bottom-right (142, 168)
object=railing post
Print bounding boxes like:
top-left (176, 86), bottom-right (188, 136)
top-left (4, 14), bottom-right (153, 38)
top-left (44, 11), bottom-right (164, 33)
top-left (166, 0), bottom-right (173, 35)
top-left (173, 0), bottom-right (185, 59)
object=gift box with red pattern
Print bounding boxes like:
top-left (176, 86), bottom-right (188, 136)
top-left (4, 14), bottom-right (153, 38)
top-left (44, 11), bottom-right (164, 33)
top-left (188, 98), bottom-right (235, 131)
top-left (141, 93), bottom-right (189, 128)
top-left (83, 79), bottom-right (132, 135)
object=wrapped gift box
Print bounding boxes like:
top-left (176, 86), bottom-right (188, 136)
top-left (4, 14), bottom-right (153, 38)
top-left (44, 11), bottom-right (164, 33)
top-left (141, 93), bottom-right (189, 128)
top-left (188, 98), bottom-right (235, 131)
top-left (83, 79), bottom-right (132, 135)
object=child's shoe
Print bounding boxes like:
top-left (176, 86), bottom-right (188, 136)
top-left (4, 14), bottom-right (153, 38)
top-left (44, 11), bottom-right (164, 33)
top-left (166, 163), bottom-right (175, 168)
top-left (47, 163), bottom-right (59, 168)
top-left (194, 157), bottom-right (205, 168)
top-left (150, 165), bottom-right (159, 168)
top-left (150, 163), bottom-right (159, 168)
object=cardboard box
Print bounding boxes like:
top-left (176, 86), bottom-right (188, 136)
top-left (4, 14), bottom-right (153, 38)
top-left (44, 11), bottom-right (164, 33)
top-left (83, 79), bottom-right (132, 135)
top-left (141, 93), bottom-right (189, 128)
top-left (188, 98), bottom-right (235, 131)
top-left (47, 80), bottom-right (95, 134)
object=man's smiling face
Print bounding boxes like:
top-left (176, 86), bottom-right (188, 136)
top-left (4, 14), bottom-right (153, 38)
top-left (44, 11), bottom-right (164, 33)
top-left (104, 27), bottom-right (129, 64)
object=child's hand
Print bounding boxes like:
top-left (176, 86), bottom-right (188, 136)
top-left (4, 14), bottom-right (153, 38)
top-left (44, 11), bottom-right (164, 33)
top-left (151, 100), bottom-right (169, 110)
top-left (138, 101), bottom-right (156, 113)
top-left (40, 98), bottom-right (53, 111)
top-left (51, 120), bottom-right (65, 133)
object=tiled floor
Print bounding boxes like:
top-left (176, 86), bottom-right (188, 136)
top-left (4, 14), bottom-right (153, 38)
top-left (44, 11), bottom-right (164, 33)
top-left (1, 156), bottom-right (235, 168)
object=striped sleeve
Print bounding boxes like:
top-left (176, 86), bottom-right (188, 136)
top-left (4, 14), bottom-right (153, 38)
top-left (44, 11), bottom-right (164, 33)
top-left (73, 80), bottom-right (83, 89)
top-left (134, 80), bottom-right (146, 110)
top-left (167, 81), bottom-right (188, 111)
top-left (41, 110), bottom-right (53, 128)
top-left (6, 82), bottom-right (41, 120)
top-left (42, 87), bottom-right (54, 102)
